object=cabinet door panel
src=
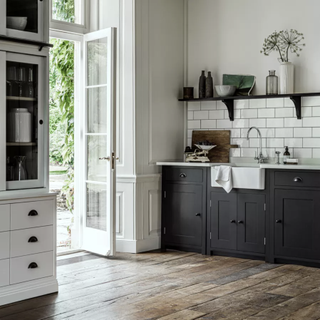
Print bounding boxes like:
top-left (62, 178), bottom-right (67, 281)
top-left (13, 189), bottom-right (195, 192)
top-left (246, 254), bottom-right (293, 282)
top-left (210, 192), bottom-right (237, 250)
top-left (275, 189), bottom-right (320, 260)
top-left (164, 184), bottom-right (203, 247)
top-left (237, 194), bottom-right (265, 253)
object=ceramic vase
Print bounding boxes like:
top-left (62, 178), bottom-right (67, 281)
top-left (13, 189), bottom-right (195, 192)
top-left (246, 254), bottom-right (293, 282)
top-left (198, 70), bottom-right (206, 98)
top-left (279, 62), bottom-right (294, 94)
top-left (205, 71), bottom-right (213, 98)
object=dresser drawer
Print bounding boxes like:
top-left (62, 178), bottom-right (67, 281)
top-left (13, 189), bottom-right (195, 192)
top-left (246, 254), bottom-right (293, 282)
top-left (10, 226), bottom-right (54, 258)
top-left (274, 171), bottom-right (320, 188)
top-left (0, 205), bottom-right (10, 232)
top-left (10, 251), bottom-right (54, 285)
top-left (164, 167), bottom-right (204, 183)
top-left (0, 259), bottom-right (9, 287)
top-left (0, 232), bottom-right (9, 260)
top-left (11, 200), bottom-right (54, 230)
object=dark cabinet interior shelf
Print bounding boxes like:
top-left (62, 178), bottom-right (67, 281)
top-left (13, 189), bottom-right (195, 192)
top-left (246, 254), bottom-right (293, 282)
top-left (179, 92), bottom-right (320, 121)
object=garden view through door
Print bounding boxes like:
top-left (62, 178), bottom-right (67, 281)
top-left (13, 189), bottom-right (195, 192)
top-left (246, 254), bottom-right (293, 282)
top-left (82, 28), bottom-right (116, 256)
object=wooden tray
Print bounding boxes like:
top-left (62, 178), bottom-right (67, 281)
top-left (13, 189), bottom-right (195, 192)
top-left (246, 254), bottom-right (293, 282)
top-left (191, 130), bottom-right (238, 163)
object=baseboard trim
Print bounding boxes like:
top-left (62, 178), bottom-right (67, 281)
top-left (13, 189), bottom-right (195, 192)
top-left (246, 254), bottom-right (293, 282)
top-left (0, 278), bottom-right (58, 306)
top-left (116, 237), bottom-right (161, 253)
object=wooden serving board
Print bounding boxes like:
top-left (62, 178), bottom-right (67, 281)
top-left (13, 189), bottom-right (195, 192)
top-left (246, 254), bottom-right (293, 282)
top-left (191, 130), bottom-right (238, 163)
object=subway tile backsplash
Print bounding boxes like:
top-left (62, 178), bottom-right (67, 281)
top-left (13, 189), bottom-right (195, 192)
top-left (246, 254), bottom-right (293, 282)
top-left (187, 97), bottom-right (320, 159)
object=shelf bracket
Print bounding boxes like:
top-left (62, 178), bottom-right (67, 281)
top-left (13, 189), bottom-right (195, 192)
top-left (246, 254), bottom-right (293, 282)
top-left (222, 99), bottom-right (234, 121)
top-left (290, 96), bottom-right (302, 119)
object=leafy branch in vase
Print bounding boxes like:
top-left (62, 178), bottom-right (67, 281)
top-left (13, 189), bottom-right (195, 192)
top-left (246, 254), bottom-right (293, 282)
top-left (260, 29), bottom-right (305, 62)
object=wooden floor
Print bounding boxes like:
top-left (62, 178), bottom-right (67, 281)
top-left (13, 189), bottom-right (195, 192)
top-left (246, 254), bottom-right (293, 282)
top-left (1, 251), bottom-right (320, 319)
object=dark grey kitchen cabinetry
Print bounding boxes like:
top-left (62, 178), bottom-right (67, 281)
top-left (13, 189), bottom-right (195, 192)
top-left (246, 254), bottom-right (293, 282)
top-left (269, 170), bottom-right (320, 264)
top-left (208, 189), bottom-right (266, 257)
top-left (161, 166), bottom-right (207, 254)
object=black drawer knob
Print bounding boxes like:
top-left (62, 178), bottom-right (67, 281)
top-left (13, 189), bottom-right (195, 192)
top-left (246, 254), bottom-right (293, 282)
top-left (179, 173), bottom-right (187, 178)
top-left (195, 213), bottom-right (201, 217)
top-left (28, 210), bottom-right (38, 217)
top-left (293, 177), bottom-right (302, 182)
top-left (230, 220), bottom-right (236, 223)
top-left (28, 262), bottom-right (38, 269)
top-left (28, 236), bottom-right (38, 243)
top-left (276, 219), bottom-right (282, 223)
top-left (238, 220), bottom-right (244, 224)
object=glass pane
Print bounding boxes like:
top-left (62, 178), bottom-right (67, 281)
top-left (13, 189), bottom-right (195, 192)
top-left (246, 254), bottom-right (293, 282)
top-left (7, 0), bottom-right (38, 34)
top-left (87, 39), bottom-right (108, 86)
top-left (87, 136), bottom-right (107, 182)
top-left (52, 0), bottom-right (82, 24)
top-left (6, 61), bottom-right (38, 182)
top-left (87, 87), bottom-right (107, 134)
top-left (86, 183), bottom-right (107, 230)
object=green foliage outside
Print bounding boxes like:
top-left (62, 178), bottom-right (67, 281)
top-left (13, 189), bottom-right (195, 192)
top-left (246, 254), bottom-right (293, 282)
top-left (49, 0), bottom-right (75, 213)
top-left (52, 0), bottom-right (75, 23)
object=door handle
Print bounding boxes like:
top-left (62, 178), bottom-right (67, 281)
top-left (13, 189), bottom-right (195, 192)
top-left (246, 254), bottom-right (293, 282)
top-left (238, 220), bottom-right (244, 224)
top-left (293, 177), bottom-right (302, 182)
top-left (276, 219), bottom-right (282, 223)
top-left (230, 220), bottom-right (236, 223)
top-left (179, 173), bottom-right (187, 178)
top-left (195, 213), bottom-right (201, 217)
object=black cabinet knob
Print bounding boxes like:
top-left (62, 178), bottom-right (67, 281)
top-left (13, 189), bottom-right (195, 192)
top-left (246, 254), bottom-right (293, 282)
top-left (293, 177), bottom-right (302, 182)
top-left (179, 173), bottom-right (187, 178)
top-left (230, 220), bottom-right (236, 223)
top-left (28, 262), bottom-right (38, 269)
top-left (195, 213), bottom-right (201, 217)
top-left (276, 219), bottom-right (282, 223)
top-left (238, 220), bottom-right (244, 224)
top-left (28, 210), bottom-right (38, 216)
top-left (28, 236), bottom-right (38, 243)
top-left (39, 119), bottom-right (44, 125)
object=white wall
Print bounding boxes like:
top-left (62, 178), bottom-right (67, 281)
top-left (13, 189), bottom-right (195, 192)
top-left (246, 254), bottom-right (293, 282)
top-left (187, 0), bottom-right (320, 95)
top-left (187, 0), bottom-right (320, 162)
top-left (94, 0), bottom-right (185, 252)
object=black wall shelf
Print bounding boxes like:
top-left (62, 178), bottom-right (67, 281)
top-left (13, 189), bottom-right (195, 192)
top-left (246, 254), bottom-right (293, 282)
top-left (0, 36), bottom-right (53, 51)
top-left (179, 92), bottom-right (320, 121)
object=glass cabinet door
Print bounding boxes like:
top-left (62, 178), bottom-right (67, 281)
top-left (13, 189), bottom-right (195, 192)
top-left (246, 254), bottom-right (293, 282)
top-left (5, 52), bottom-right (45, 190)
top-left (0, 0), bottom-right (46, 42)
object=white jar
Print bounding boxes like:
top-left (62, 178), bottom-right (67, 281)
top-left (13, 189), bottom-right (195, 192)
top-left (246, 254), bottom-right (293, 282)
top-left (8, 108), bottom-right (32, 143)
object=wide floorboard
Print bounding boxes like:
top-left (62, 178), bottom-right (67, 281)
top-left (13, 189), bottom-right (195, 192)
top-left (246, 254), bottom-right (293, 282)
top-left (1, 251), bottom-right (320, 319)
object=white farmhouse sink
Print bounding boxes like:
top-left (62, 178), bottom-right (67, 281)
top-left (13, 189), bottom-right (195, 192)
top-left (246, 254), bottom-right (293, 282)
top-left (211, 166), bottom-right (265, 190)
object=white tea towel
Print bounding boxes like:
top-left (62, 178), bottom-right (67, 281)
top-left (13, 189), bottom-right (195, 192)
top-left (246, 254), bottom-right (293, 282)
top-left (215, 165), bottom-right (233, 193)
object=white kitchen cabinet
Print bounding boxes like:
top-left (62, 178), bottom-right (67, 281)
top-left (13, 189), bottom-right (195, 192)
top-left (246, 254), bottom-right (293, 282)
top-left (0, 195), bottom-right (57, 306)
top-left (0, 51), bottom-right (47, 191)
top-left (0, 12), bottom-right (57, 304)
top-left (0, 0), bottom-right (49, 43)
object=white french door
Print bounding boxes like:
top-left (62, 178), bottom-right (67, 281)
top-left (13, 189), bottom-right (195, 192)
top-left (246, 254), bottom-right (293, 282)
top-left (81, 28), bottom-right (116, 256)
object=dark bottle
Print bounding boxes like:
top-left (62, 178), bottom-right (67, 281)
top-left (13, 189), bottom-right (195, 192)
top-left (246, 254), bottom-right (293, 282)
top-left (283, 146), bottom-right (290, 164)
top-left (199, 70), bottom-right (206, 98)
top-left (205, 71), bottom-right (213, 98)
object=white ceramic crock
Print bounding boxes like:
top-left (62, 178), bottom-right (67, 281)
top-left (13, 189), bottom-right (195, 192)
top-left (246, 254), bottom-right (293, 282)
top-left (8, 108), bottom-right (32, 142)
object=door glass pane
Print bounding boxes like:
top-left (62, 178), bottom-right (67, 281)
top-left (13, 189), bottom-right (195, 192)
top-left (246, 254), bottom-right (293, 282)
top-left (86, 183), bottom-right (107, 230)
top-left (87, 87), bottom-right (107, 133)
top-left (87, 39), bottom-right (108, 86)
top-left (6, 61), bottom-right (38, 182)
top-left (52, 0), bottom-right (82, 24)
top-left (7, 0), bottom-right (38, 34)
top-left (87, 136), bottom-right (107, 182)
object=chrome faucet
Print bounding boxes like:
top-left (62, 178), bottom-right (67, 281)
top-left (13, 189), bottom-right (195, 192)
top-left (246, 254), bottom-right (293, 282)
top-left (246, 127), bottom-right (268, 163)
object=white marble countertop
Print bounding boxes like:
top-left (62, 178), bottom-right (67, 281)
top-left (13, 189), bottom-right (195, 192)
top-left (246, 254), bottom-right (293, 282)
top-left (156, 161), bottom-right (320, 170)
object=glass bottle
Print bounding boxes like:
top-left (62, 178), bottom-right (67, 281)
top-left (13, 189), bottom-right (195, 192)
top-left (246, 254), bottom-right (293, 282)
top-left (13, 156), bottom-right (27, 181)
top-left (266, 70), bottom-right (278, 95)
